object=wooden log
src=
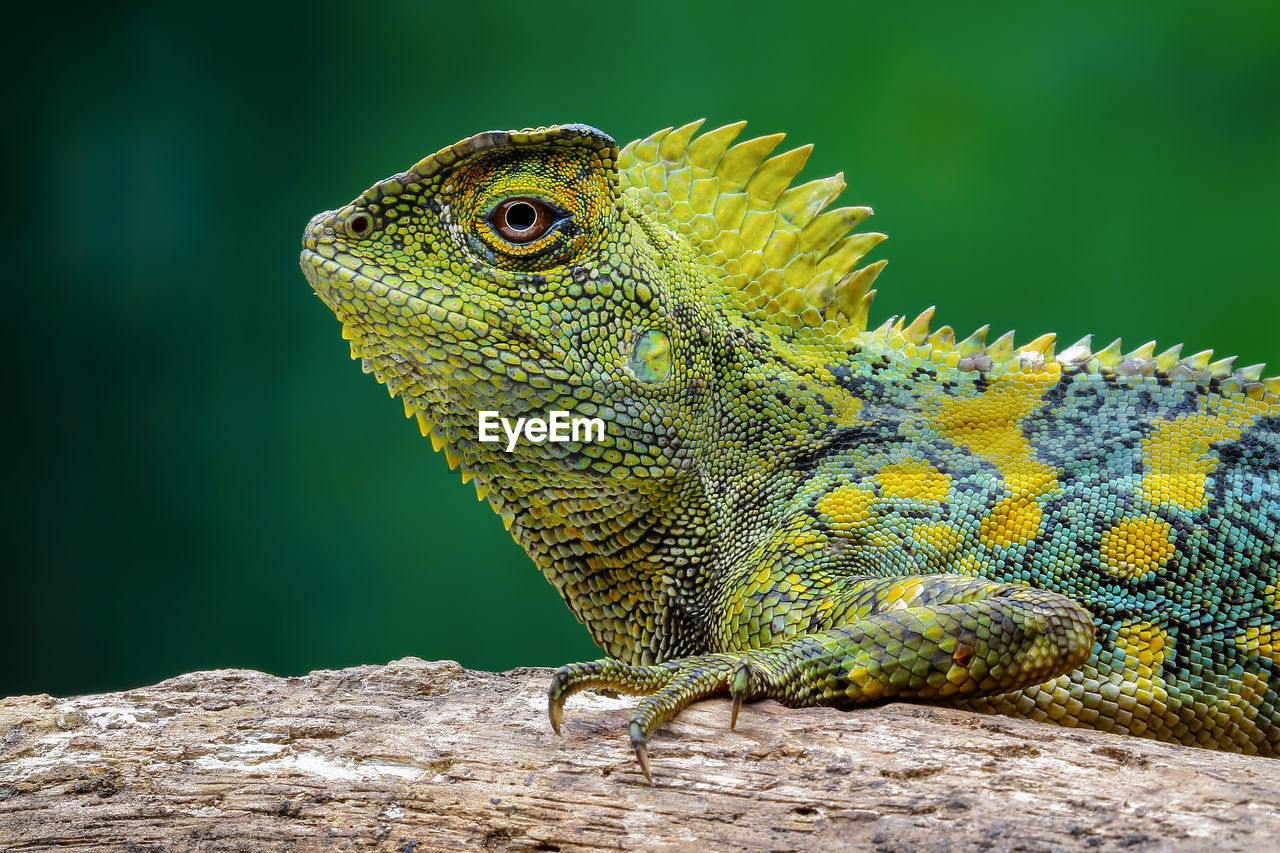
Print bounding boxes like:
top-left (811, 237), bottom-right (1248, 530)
top-left (2, 657), bottom-right (1277, 851)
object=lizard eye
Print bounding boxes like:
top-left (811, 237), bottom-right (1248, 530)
top-left (489, 197), bottom-right (556, 244)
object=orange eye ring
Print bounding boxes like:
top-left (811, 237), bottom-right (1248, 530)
top-left (489, 197), bottom-right (556, 243)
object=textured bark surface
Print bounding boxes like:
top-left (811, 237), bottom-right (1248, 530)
top-left (1, 657), bottom-right (1278, 852)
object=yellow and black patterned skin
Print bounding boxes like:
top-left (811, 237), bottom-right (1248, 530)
top-left (301, 122), bottom-right (1280, 780)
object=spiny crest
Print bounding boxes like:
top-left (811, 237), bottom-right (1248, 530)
top-left (618, 121), bottom-right (887, 338)
top-left (618, 122), bottom-right (1277, 398)
top-left (860, 311), bottom-right (1279, 399)
top-left (346, 324), bottom-right (497, 506)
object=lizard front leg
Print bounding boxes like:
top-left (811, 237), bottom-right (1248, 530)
top-left (549, 573), bottom-right (1095, 781)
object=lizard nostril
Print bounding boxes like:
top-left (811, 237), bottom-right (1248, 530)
top-left (345, 211), bottom-right (374, 239)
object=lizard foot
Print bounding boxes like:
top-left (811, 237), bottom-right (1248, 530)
top-left (548, 655), bottom-right (757, 783)
top-left (547, 577), bottom-right (1094, 783)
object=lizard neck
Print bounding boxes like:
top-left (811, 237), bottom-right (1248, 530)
top-left (486, 470), bottom-right (717, 664)
top-left (688, 332), bottom-right (892, 552)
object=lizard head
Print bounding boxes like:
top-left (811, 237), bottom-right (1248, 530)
top-left (301, 124), bottom-right (720, 486)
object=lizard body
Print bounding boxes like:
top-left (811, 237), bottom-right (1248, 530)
top-left (301, 122), bottom-right (1280, 778)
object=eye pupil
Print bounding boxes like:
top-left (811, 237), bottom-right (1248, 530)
top-left (504, 202), bottom-right (538, 232)
top-left (491, 197), bottom-right (555, 244)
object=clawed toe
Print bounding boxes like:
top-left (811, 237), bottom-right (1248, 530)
top-left (629, 721), bottom-right (653, 784)
top-left (730, 661), bottom-right (751, 730)
top-left (547, 653), bottom-right (765, 782)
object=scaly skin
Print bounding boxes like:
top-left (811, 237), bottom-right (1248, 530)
top-left (301, 122), bottom-right (1280, 781)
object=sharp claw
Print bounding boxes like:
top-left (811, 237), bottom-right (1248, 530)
top-left (549, 695), bottom-right (564, 735)
top-left (629, 721), bottom-right (653, 784)
top-left (730, 662), bottom-right (750, 730)
top-left (548, 672), bottom-right (566, 735)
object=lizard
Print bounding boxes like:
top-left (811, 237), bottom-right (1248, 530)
top-left (300, 121), bottom-right (1280, 782)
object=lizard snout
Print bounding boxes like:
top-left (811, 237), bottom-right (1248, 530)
top-left (301, 209), bottom-right (336, 251)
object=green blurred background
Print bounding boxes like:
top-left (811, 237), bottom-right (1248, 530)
top-left (7, 1), bottom-right (1278, 698)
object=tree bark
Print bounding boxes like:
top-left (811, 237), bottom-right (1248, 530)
top-left (1, 657), bottom-right (1277, 851)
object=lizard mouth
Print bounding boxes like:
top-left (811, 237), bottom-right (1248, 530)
top-left (298, 246), bottom-right (338, 305)
top-left (299, 243), bottom-right (566, 374)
